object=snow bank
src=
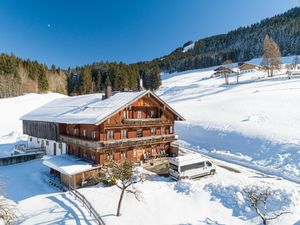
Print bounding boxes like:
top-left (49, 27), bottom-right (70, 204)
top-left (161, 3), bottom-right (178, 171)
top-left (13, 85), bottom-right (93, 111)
top-left (204, 183), bottom-right (296, 221)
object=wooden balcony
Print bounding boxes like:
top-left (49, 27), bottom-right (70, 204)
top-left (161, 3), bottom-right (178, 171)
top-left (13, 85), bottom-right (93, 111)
top-left (60, 134), bottom-right (178, 151)
top-left (105, 118), bottom-right (169, 129)
top-left (123, 118), bottom-right (163, 125)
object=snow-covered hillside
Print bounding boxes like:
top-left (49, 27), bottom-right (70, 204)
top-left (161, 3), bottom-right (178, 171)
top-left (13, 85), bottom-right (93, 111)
top-left (0, 93), bottom-right (66, 156)
top-left (157, 57), bottom-right (300, 182)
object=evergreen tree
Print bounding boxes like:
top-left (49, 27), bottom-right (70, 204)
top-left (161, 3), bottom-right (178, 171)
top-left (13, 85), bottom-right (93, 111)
top-left (79, 67), bottom-right (93, 94)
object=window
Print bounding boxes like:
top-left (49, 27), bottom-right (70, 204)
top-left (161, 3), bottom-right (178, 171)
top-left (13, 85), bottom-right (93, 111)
top-left (137, 111), bottom-right (142, 119)
top-left (107, 130), bottom-right (114, 140)
top-left (59, 143), bottom-right (62, 150)
top-left (170, 163), bottom-right (178, 172)
top-left (150, 110), bottom-right (155, 118)
top-left (180, 162), bottom-right (205, 172)
top-left (133, 148), bottom-right (137, 157)
top-left (29, 137), bottom-right (32, 142)
top-left (121, 152), bottom-right (126, 159)
top-left (170, 126), bottom-right (174, 134)
top-left (107, 153), bottom-right (114, 161)
top-left (123, 111), bottom-right (129, 119)
top-left (151, 127), bottom-right (156, 135)
top-left (91, 154), bottom-right (96, 161)
top-left (151, 146), bottom-right (156, 153)
top-left (46, 140), bottom-right (49, 146)
top-left (92, 131), bottom-right (96, 140)
top-left (83, 151), bottom-right (87, 158)
top-left (161, 127), bottom-right (165, 135)
top-left (206, 161), bottom-right (212, 167)
top-left (73, 129), bottom-right (77, 136)
top-left (137, 128), bottom-right (142, 137)
top-left (37, 139), bottom-right (40, 144)
top-left (121, 130), bottom-right (127, 139)
top-left (83, 129), bottom-right (86, 137)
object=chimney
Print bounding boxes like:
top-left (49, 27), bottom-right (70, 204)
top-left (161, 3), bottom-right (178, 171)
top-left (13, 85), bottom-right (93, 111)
top-left (105, 85), bottom-right (112, 99)
top-left (103, 76), bottom-right (112, 99)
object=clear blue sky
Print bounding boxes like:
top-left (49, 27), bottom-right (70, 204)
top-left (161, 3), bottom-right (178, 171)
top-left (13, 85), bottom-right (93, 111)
top-left (0, 0), bottom-right (298, 68)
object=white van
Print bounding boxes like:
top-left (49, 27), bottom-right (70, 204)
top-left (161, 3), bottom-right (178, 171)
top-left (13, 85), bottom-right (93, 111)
top-left (169, 154), bottom-right (216, 180)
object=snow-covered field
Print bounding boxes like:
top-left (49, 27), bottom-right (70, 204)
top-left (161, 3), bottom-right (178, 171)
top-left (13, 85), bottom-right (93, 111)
top-left (0, 93), bottom-right (65, 157)
top-left (79, 161), bottom-right (300, 225)
top-left (157, 58), bottom-right (300, 183)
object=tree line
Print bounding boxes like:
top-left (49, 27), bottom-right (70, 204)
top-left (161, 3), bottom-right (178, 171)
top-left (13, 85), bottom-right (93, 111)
top-left (67, 62), bottom-right (161, 96)
top-left (0, 53), bottom-right (66, 98)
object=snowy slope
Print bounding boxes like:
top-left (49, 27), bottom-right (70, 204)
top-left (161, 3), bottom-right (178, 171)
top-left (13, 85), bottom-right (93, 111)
top-left (157, 57), bottom-right (300, 182)
top-left (0, 93), bottom-right (66, 156)
top-left (79, 160), bottom-right (300, 225)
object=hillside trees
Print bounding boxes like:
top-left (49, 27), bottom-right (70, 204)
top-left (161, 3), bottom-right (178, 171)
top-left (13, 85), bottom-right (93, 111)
top-left (261, 34), bottom-right (281, 77)
top-left (79, 67), bottom-right (93, 94)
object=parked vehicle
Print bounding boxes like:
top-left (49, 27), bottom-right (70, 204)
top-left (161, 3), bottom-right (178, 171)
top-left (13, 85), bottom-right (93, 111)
top-left (169, 154), bottom-right (216, 180)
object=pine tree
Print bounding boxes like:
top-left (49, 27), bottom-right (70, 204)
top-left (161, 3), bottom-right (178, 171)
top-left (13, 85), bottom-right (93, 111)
top-left (79, 67), bottom-right (93, 94)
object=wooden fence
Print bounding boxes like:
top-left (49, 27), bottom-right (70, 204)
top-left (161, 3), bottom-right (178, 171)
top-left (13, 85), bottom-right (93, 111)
top-left (69, 187), bottom-right (106, 225)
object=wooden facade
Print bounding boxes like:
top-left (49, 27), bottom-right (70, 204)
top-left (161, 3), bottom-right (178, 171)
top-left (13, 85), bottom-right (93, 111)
top-left (59, 93), bottom-right (180, 165)
top-left (22, 91), bottom-right (184, 187)
top-left (23, 120), bottom-right (59, 141)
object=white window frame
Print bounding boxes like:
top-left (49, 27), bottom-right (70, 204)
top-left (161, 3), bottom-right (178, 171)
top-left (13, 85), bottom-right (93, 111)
top-left (121, 129), bottom-right (127, 139)
top-left (137, 128), bottom-right (143, 137)
top-left (133, 148), bottom-right (137, 157)
top-left (151, 146), bottom-right (156, 153)
top-left (83, 129), bottom-right (86, 137)
top-left (92, 131), bottom-right (96, 140)
top-left (137, 111), bottom-right (142, 119)
top-left (151, 127), bottom-right (156, 135)
top-left (107, 130), bottom-right (114, 140)
top-left (170, 126), bottom-right (174, 134)
top-left (121, 152), bottom-right (126, 159)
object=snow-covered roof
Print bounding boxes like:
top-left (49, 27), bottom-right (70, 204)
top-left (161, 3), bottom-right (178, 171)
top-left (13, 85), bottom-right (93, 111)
top-left (170, 153), bottom-right (207, 166)
top-left (20, 90), bottom-right (184, 124)
top-left (43, 155), bottom-right (99, 175)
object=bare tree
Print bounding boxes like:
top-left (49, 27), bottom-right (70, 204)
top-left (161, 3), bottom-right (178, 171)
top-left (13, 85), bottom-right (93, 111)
top-left (244, 186), bottom-right (291, 225)
top-left (103, 161), bottom-right (144, 216)
top-left (0, 185), bottom-right (17, 224)
top-left (261, 34), bottom-right (281, 77)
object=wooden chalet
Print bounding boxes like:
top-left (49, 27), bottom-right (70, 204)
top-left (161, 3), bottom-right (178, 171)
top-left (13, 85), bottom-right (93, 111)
top-left (238, 63), bottom-right (261, 73)
top-left (213, 66), bottom-right (235, 76)
top-left (21, 88), bottom-right (184, 188)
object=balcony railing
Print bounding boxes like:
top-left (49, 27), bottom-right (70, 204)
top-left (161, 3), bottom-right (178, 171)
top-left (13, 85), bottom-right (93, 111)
top-left (123, 118), bottom-right (163, 125)
top-left (60, 134), bottom-right (178, 151)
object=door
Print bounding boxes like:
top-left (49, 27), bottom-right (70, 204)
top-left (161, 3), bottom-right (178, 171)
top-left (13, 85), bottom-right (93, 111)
top-left (53, 143), bottom-right (56, 156)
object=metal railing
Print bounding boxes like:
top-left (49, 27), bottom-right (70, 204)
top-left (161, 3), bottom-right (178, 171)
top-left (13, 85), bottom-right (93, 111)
top-left (69, 186), bottom-right (105, 225)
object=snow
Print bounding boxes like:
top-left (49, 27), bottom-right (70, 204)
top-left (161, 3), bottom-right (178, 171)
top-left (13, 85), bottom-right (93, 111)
top-left (157, 58), bottom-right (300, 182)
top-left (183, 42), bottom-right (195, 52)
top-left (0, 159), bottom-right (96, 224)
top-left (0, 93), bottom-right (65, 157)
top-left (79, 162), bottom-right (300, 225)
top-left (21, 91), bottom-right (147, 124)
top-left (43, 155), bottom-right (99, 175)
